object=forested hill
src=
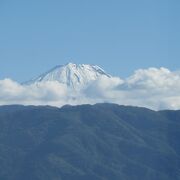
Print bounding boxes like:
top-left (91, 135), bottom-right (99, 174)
top-left (0, 103), bottom-right (179, 180)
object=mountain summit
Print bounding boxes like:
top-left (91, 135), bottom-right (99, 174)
top-left (24, 63), bottom-right (111, 89)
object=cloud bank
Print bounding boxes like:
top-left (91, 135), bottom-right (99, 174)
top-left (0, 67), bottom-right (180, 110)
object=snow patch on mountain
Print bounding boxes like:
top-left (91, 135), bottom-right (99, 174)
top-left (24, 63), bottom-right (111, 90)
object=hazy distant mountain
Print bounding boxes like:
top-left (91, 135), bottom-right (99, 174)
top-left (0, 103), bottom-right (179, 180)
top-left (24, 63), bottom-right (111, 90)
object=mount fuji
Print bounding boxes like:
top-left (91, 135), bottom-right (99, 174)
top-left (24, 63), bottom-right (112, 90)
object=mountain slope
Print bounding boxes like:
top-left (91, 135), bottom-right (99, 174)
top-left (0, 104), bottom-right (179, 180)
top-left (24, 63), bottom-right (111, 90)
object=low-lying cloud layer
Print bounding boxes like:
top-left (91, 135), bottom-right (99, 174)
top-left (0, 67), bottom-right (180, 110)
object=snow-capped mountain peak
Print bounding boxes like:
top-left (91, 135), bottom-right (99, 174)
top-left (24, 63), bottom-right (111, 89)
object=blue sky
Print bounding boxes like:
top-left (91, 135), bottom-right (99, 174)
top-left (0, 0), bottom-right (179, 82)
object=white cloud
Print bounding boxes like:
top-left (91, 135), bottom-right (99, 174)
top-left (125, 67), bottom-right (180, 90)
top-left (0, 79), bottom-right (68, 106)
top-left (0, 67), bottom-right (180, 110)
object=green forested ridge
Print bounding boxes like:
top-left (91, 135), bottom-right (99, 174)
top-left (0, 103), bottom-right (179, 180)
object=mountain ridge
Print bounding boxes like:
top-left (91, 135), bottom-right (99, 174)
top-left (0, 103), bottom-right (179, 180)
